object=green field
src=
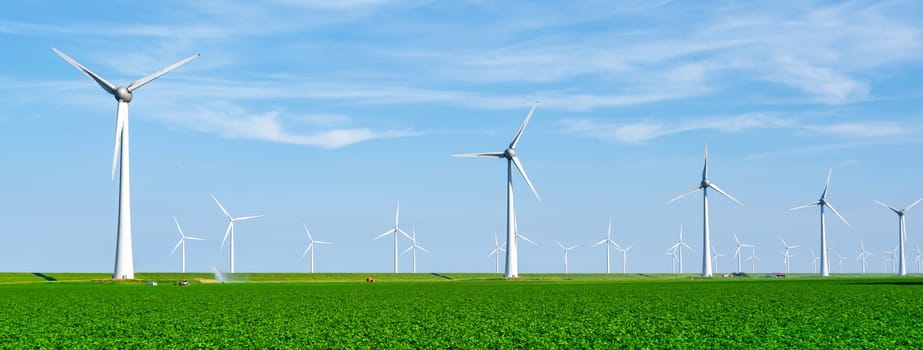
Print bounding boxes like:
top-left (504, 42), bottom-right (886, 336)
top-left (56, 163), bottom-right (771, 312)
top-left (1, 273), bottom-right (921, 348)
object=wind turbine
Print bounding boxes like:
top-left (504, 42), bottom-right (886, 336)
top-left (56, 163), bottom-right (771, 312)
top-left (887, 247), bottom-right (898, 273)
top-left (170, 216), bottom-right (204, 274)
top-left (780, 237), bottom-right (800, 273)
top-left (665, 247), bottom-right (679, 273)
top-left (374, 202), bottom-right (412, 273)
top-left (711, 246), bottom-right (725, 273)
top-left (53, 48), bottom-right (199, 279)
top-left (453, 103), bottom-right (540, 278)
top-left (836, 251), bottom-right (848, 273)
top-left (915, 245), bottom-right (923, 273)
top-left (668, 143), bottom-right (743, 277)
top-left (668, 225), bottom-right (695, 273)
top-left (212, 194), bottom-right (262, 273)
top-left (402, 227), bottom-right (429, 273)
top-left (810, 249), bottom-right (820, 273)
top-left (732, 232), bottom-right (754, 273)
top-left (746, 247), bottom-right (760, 273)
top-left (592, 217), bottom-right (621, 273)
top-left (488, 232), bottom-right (506, 274)
top-left (555, 241), bottom-right (579, 274)
top-left (301, 223), bottom-right (331, 273)
top-left (857, 241), bottom-right (873, 273)
top-left (874, 196), bottom-right (923, 276)
top-left (615, 244), bottom-right (632, 274)
top-left (790, 168), bottom-right (849, 277)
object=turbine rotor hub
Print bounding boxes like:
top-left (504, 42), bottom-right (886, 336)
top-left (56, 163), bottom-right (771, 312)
top-left (116, 86), bottom-right (133, 102)
top-left (504, 148), bottom-right (516, 159)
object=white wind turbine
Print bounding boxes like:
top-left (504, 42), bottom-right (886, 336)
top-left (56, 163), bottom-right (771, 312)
top-left (555, 241), bottom-right (579, 274)
top-left (668, 225), bottom-right (695, 273)
top-left (488, 232), bottom-right (506, 274)
top-left (615, 244), bottom-right (632, 274)
top-left (780, 237), bottom-right (800, 274)
top-left (746, 247), bottom-right (760, 273)
top-left (453, 103), bottom-right (540, 278)
top-left (711, 246), bottom-right (725, 273)
top-left (53, 48), bottom-right (199, 279)
top-left (301, 223), bottom-right (331, 273)
top-left (857, 241), bottom-right (873, 273)
top-left (836, 251), bottom-right (848, 273)
top-left (668, 143), bottom-right (743, 277)
top-left (810, 249), bottom-right (820, 273)
top-left (915, 245), bottom-right (923, 273)
top-left (374, 202), bottom-right (413, 273)
top-left (592, 217), bottom-right (621, 274)
top-left (887, 247), bottom-right (898, 272)
top-left (732, 232), bottom-right (753, 273)
top-left (212, 194), bottom-right (262, 273)
top-left (170, 217), bottom-right (204, 274)
top-left (790, 169), bottom-right (849, 277)
top-left (665, 248), bottom-right (678, 273)
top-left (874, 196), bottom-right (923, 276)
top-left (403, 227), bottom-right (429, 273)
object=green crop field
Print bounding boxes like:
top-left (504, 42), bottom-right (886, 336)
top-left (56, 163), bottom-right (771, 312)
top-left (1, 273), bottom-right (921, 348)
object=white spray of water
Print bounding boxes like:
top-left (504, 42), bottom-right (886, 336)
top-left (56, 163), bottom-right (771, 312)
top-left (211, 266), bottom-right (226, 283)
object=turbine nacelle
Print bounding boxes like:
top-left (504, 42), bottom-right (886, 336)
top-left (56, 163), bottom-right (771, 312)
top-left (504, 148), bottom-right (516, 159)
top-left (116, 86), bottom-right (133, 102)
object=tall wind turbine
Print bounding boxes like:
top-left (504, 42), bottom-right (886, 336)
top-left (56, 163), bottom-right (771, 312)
top-left (212, 194), bottom-right (262, 273)
top-left (171, 217), bottom-right (204, 274)
top-left (780, 237), bottom-right (800, 274)
top-left (616, 244), bottom-right (632, 274)
top-left (453, 103), bottom-right (540, 278)
top-left (53, 48), bottom-right (199, 279)
top-left (302, 223), bottom-right (331, 273)
top-left (593, 217), bottom-right (621, 273)
top-left (402, 227), bottom-right (429, 273)
top-left (668, 225), bottom-right (695, 273)
top-left (733, 232), bottom-right (754, 273)
top-left (668, 143), bottom-right (743, 277)
top-left (555, 241), bottom-right (579, 274)
top-left (790, 169), bottom-right (849, 277)
top-left (874, 196), bottom-right (923, 276)
top-left (857, 241), bottom-right (873, 273)
top-left (374, 202), bottom-right (412, 273)
top-left (488, 232), bottom-right (506, 274)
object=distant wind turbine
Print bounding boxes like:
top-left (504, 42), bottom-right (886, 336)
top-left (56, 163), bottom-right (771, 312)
top-left (874, 196), bottom-right (923, 276)
top-left (402, 227), bottom-right (429, 273)
top-left (374, 202), bottom-right (413, 273)
top-left (836, 251), bottom-right (848, 273)
top-left (592, 217), bottom-right (621, 274)
top-left (170, 217), bottom-right (204, 274)
top-left (668, 225), bottom-right (694, 273)
top-left (212, 194), bottom-right (262, 273)
top-left (53, 48), bottom-right (199, 279)
top-left (301, 223), bottom-right (331, 273)
top-left (668, 143), bottom-right (743, 278)
top-left (616, 244), bottom-right (632, 274)
top-left (488, 232), bottom-right (506, 274)
top-left (857, 241), bottom-right (873, 273)
top-left (711, 246), bottom-right (725, 273)
top-left (732, 231), bottom-right (754, 273)
top-left (555, 241), bottom-right (579, 274)
top-left (665, 249), bottom-right (678, 273)
top-left (780, 237), bottom-right (800, 274)
top-left (746, 247), bottom-right (760, 273)
top-left (915, 245), bottom-right (923, 273)
top-left (810, 249), bottom-right (820, 273)
top-left (790, 168), bottom-right (849, 277)
top-left (453, 103), bottom-right (540, 278)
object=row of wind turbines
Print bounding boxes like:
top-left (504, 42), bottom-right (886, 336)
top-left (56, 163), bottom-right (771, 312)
top-left (53, 48), bottom-right (919, 279)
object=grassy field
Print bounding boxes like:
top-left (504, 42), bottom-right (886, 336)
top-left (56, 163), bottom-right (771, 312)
top-left (1, 273), bottom-right (921, 348)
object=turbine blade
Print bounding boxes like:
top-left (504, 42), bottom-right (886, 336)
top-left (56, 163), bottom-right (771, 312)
top-left (733, 231), bottom-right (741, 245)
top-left (314, 241), bottom-right (331, 245)
top-left (303, 223), bottom-right (313, 241)
top-left (451, 152), bottom-right (505, 158)
top-left (127, 53), bottom-right (200, 92)
top-left (233, 215), bottom-right (263, 221)
top-left (402, 246), bottom-right (414, 255)
top-left (555, 240), bottom-right (565, 250)
top-left (667, 185), bottom-right (702, 204)
top-left (374, 229), bottom-right (395, 240)
top-left (173, 216), bottom-right (185, 237)
top-left (511, 156), bottom-right (541, 202)
top-left (509, 102), bottom-right (538, 149)
top-left (906, 196), bottom-right (923, 211)
top-left (518, 233), bottom-right (538, 246)
top-left (185, 236), bottom-right (205, 241)
top-left (702, 142), bottom-right (709, 181)
top-left (397, 227), bottom-right (413, 241)
top-left (593, 239), bottom-right (607, 247)
top-left (790, 201), bottom-right (820, 211)
top-left (824, 202), bottom-right (850, 225)
top-left (51, 48), bottom-right (117, 95)
top-left (417, 246), bottom-right (430, 254)
top-left (111, 102), bottom-right (127, 180)
top-left (302, 243), bottom-right (313, 258)
top-left (210, 194), bottom-right (232, 218)
top-left (874, 200), bottom-right (900, 214)
top-left (219, 223), bottom-right (232, 251)
top-left (708, 183), bottom-right (743, 206)
top-left (170, 239), bottom-right (183, 256)
top-left (821, 168), bottom-right (832, 199)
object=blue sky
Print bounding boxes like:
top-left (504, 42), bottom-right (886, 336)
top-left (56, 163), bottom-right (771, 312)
top-left (2, 1), bottom-right (922, 274)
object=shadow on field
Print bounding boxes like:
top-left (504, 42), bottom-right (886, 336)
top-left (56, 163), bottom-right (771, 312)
top-left (431, 273), bottom-right (453, 280)
top-left (33, 273), bottom-right (57, 282)
top-left (850, 281), bottom-right (923, 286)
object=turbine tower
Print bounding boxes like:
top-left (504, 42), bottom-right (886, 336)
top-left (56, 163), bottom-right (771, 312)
top-left (170, 217), bottom-right (204, 274)
top-left (668, 143), bottom-right (743, 277)
top-left (592, 217), bottom-right (621, 273)
top-left (53, 48), bottom-right (199, 279)
top-left (212, 194), bottom-right (262, 273)
top-left (488, 232), bottom-right (506, 274)
top-left (790, 169), bottom-right (849, 277)
top-left (874, 196), bottom-right (923, 276)
top-left (555, 241), bottom-right (579, 274)
top-left (733, 232), bottom-right (754, 273)
top-left (302, 223), bottom-right (332, 273)
top-left (452, 103), bottom-right (540, 278)
top-left (374, 202), bottom-right (412, 273)
top-left (402, 227), bottom-right (429, 273)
